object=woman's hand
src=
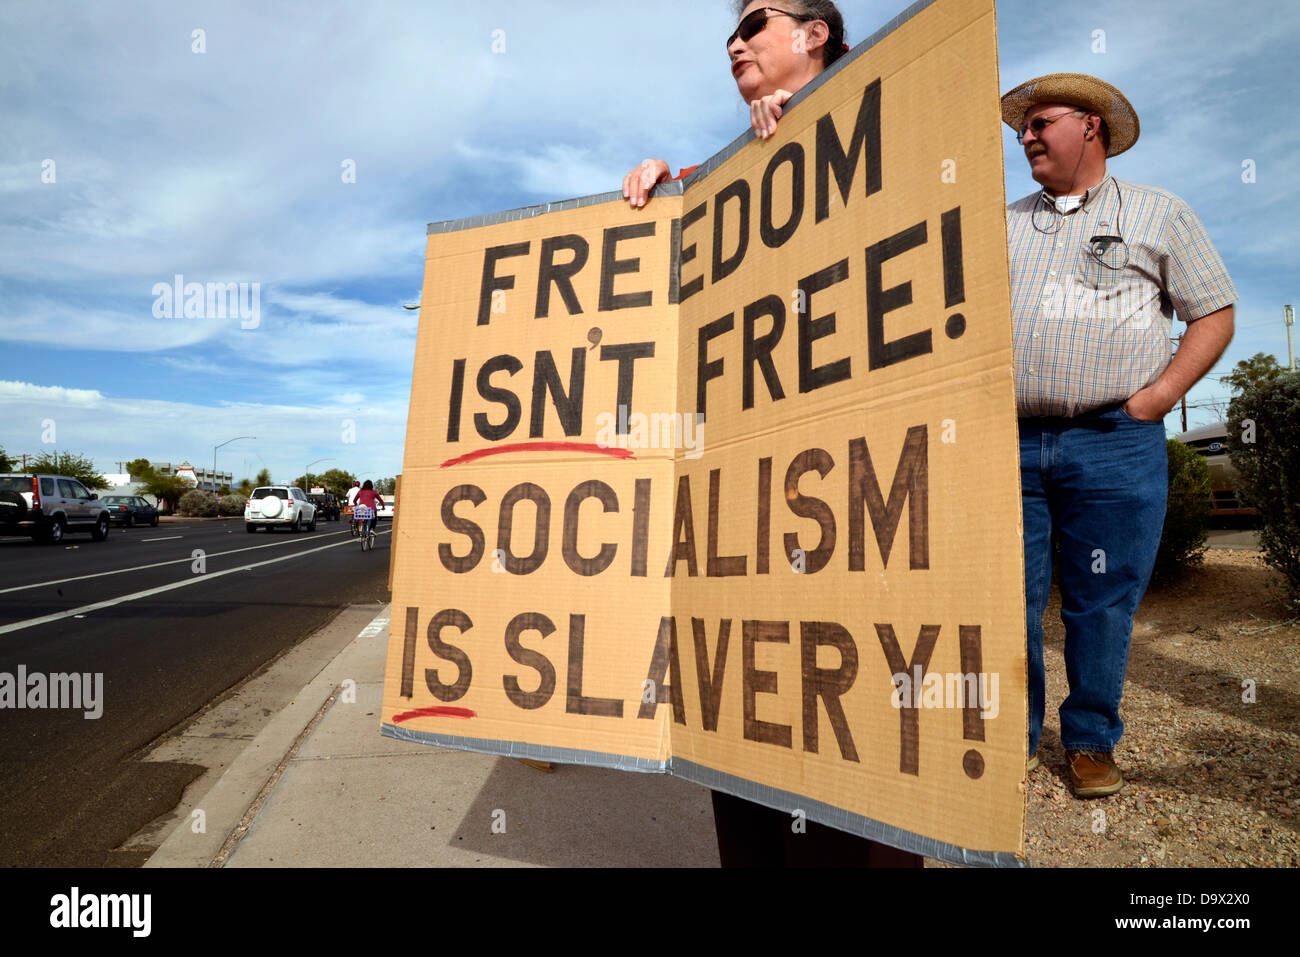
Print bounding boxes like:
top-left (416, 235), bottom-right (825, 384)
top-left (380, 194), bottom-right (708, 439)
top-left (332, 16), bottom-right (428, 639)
top-left (623, 158), bottom-right (671, 208)
top-left (751, 89), bottom-right (793, 138)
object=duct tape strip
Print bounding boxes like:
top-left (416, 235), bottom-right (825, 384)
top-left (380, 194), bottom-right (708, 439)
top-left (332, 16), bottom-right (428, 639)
top-left (380, 722), bottom-right (1026, 868)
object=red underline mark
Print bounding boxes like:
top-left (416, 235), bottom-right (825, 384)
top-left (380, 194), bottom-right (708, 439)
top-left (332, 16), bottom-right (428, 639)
top-left (440, 441), bottom-right (636, 468)
top-left (393, 706), bottom-right (477, 723)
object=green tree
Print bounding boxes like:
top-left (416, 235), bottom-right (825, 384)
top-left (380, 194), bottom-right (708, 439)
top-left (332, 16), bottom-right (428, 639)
top-left (237, 478), bottom-right (253, 496)
top-left (295, 468), bottom-right (357, 495)
top-left (1151, 439), bottom-right (1212, 583)
top-left (0, 446), bottom-right (12, 472)
top-left (26, 450), bottom-right (110, 490)
top-left (255, 467), bottom-right (272, 486)
top-left (316, 467), bottom-right (356, 495)
top-left (1228, 371), bottom-right (1300, 607)
top-left (1222, 353), bottom-right (1284, 395)
top-left (123, 458), bottom-right (186, 510)
top-left (376, 477), bottom-right (397, 495)
top-left (142, 473), bottom-right (187, 511)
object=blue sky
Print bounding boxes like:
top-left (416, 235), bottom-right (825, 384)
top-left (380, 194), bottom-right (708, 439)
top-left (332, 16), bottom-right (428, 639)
top-left (1, 0), bottom-right (1296, 484)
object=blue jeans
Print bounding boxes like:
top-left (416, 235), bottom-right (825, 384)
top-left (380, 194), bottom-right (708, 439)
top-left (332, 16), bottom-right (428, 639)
top-left (1020, 405), bottom-right (1168, 756)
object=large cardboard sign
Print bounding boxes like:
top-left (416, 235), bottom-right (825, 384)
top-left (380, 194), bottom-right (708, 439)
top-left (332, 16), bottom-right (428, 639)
top-left (383, 0), bottom-right (1025, 865)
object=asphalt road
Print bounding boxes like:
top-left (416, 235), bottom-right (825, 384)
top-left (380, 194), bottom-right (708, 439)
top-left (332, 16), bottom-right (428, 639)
top-left (0, 516), bottom-right (391, 866)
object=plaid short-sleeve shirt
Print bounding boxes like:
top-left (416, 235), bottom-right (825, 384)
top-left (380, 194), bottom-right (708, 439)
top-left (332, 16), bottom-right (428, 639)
top-left (1007, 175), bottom-right (1237, 417)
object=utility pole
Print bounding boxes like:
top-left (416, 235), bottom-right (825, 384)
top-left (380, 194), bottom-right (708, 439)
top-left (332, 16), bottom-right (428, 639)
top-left (1285, 304), bottom-right (1295, 371)
top-left (1172, 333), bottom-right (1188, 432)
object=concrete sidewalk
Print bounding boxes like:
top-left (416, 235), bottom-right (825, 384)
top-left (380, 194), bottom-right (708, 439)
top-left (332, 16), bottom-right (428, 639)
top-left (144, 604), bottom-right (719, 867)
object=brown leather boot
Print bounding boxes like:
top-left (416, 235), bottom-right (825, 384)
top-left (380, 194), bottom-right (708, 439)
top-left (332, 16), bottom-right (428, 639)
top-left (1066, 750), bottom-right (1123, 797)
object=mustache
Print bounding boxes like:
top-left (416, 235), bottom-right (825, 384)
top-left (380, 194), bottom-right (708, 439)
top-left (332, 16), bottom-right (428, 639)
top-left (1026, 144), bottom-right (1047, 158)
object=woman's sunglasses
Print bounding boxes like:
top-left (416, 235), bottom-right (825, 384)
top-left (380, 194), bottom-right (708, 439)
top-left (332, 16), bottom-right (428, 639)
top-left (726, 7), bottom-right (814, 49)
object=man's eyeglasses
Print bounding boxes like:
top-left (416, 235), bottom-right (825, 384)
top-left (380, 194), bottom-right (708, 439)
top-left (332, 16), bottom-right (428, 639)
top-left (1016, 110), bottom-right (1084, 145)
top-left (726, 6), bottom-right (814, 49)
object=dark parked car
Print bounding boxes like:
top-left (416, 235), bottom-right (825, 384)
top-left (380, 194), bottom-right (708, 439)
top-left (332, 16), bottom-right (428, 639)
top-left (308, 493), bottom-right (342, 521)
top-left (101, 494), bottom-right (160, 527)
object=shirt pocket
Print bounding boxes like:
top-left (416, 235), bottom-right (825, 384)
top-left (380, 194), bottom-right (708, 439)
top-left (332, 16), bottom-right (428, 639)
top-left (1075, 240), bottom-right (1123, 292)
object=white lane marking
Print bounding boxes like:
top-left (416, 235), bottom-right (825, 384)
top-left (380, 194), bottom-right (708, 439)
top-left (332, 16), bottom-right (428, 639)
top-left (0, 530), bottom-right (390, 636)
top-left (140, 536), bottom-right (183, 542)
top-left (0, 530), bottom-right (351, 595)
top-left (357, 613), bottom-right (390, 639)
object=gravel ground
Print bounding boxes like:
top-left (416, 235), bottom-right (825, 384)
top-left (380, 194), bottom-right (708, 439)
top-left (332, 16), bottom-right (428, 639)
top-left (936, 548), bottom-right (1298, 868)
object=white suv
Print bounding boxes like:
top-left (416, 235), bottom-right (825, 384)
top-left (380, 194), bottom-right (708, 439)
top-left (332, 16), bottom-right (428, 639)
top-left (244, 486), bottom-right (317, 532)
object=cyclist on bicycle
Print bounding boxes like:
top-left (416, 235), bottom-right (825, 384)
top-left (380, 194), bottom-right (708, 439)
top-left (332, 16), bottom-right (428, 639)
top-left (354, 480), bottom-right (384, 538)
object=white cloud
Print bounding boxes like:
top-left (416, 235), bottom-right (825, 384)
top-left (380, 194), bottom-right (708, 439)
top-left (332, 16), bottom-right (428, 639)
top-left (453, 141), bottom-right (627, 203)
top-left (0, 380), bottom-right (104, 406)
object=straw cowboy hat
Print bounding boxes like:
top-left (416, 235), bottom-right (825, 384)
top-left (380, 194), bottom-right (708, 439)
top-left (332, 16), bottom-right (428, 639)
top-left (1001, 73), bottom-right (1140, 157)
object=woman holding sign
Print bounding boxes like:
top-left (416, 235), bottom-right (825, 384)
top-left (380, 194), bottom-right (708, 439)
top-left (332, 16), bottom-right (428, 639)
top-left (623, 1), bottom-right (923, 868)
top-left (622, 1), bottom-right (849, 206)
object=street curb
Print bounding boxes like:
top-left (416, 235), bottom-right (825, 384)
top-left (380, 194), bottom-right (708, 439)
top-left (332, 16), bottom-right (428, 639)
top-left (144, 605), bottom-right (391, 867)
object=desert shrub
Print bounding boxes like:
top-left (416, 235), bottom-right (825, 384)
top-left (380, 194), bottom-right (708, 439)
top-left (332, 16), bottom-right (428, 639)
top-left (177, 489), bottom-right (219, 517)
top-left (1228, 372), bottom-right (1300, 606)
top-left (1151, 438), bottom-right (1212, 584)
top-left (218, 494), bottom-right (247, 516)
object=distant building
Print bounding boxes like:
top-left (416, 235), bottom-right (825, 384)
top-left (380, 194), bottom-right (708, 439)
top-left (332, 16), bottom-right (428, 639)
top-left (149, 461), bottom-right (231, 492)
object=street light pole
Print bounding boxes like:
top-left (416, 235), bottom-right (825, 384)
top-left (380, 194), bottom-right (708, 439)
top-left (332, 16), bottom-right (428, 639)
top-left (1285, 304), bottom-right (1295, 371)
top-left (304, 458), bottom-right (334, 492)
top-left (214, 436), bottom-right (256, 493)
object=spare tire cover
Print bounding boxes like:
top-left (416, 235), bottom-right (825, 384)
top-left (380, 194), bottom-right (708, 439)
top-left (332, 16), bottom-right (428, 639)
top-left (258, 495), bottom-right (283, 517)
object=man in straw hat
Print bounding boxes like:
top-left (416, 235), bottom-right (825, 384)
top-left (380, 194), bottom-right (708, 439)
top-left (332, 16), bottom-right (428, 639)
top-left (1001, 73), bottom-right (1237, 797)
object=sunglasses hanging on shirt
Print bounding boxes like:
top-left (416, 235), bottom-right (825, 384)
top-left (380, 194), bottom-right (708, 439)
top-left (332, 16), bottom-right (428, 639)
top-left (1031, 177), bottom-right (1130, 269)
top-left (1086, 179), bottom-right (1129, 269)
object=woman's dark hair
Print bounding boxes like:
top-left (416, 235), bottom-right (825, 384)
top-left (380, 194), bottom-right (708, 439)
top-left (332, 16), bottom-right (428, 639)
top-left (730, 1), bottom-right (847, 67)
top-left (362, 479), bottom-right (374, 490)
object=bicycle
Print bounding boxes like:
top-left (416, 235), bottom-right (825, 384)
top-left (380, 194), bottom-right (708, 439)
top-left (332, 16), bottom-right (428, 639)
top-left (352, 505), bottom-right (376, 551)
